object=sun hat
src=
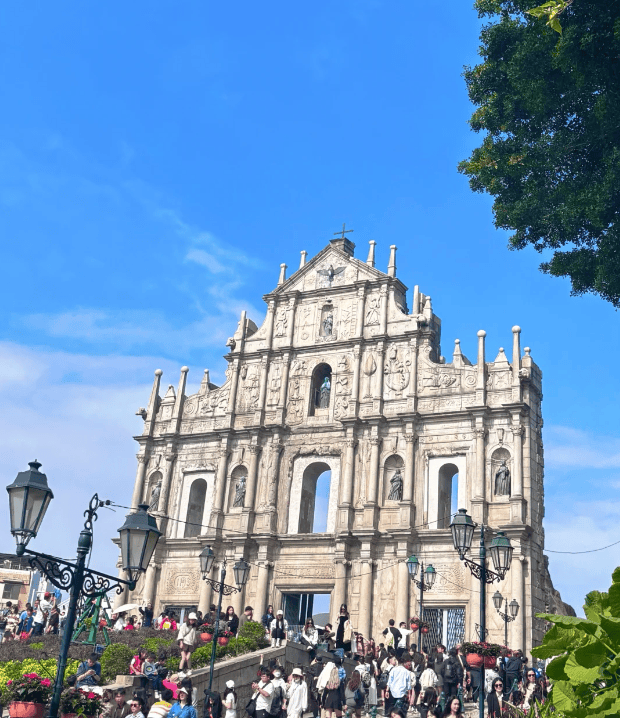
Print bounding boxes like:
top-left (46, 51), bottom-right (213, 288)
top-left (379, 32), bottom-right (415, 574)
top-left (178, 686), bottom-right (189, 695)
top-left (277, 609), bottom-right (284, 615)
top-left (226, 680), bottom-right (235, 688)
top-left (188, 612), bottom-right (197, 620)
top-left (291, 668), bottom-right (303, 677)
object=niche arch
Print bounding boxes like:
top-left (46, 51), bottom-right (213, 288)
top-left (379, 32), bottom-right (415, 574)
top-left (227, 464), bottom-right (248, 511)
top-left (309, 363), bottom-right (332, 415)
top-left (288, 455), bottom-right (341, 534)
top-left (145, 470), bottom-right (162, 509)
top-left (173, 469), bottom-right (215, 539)
top-left (490, 447), bottom-right (512, 498)
top-left (382, 454), bottom-right (405, 503)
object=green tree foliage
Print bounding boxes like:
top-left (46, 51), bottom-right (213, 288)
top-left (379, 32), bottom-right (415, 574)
top-left (238, 620), bottom-right (269, 647)
top-left (531, 566), bottom-right (620, 716)
top-left (459, 1), bottom-right (620, 306)
top-left (99, 643), bottom-right (135, 683)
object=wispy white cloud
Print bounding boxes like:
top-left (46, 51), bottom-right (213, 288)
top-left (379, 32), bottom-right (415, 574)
top-left (545, 425), bottom-right (620, 469)
top-left (185, 248), bottom-right (226, 274)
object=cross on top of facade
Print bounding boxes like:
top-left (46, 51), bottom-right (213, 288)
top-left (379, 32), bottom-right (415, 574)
top-left (333, 223), bottom-right (354, 240)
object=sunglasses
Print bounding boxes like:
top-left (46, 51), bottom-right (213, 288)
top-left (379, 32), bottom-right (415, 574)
top-left (130, 704), bottom-right (140, 708)
top-left (494, 683), bottom-right (503, 688)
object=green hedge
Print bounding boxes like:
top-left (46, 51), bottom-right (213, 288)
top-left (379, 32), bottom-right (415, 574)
top-left (100, 644), bottom-right (135, 683)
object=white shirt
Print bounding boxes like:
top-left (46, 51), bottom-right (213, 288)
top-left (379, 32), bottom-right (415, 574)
top-left (223, 695), bottom-right (236, 718)
top-left (398, 628), bottom-right (412, 649)
top-left (114, 617), bottom-right (126, 631)
top-left (255, 681), bottom-right (274, 711)
top-left (286, 680), bottom-right (308, 715)
top-left (35, 599), bottom-right (52, 624)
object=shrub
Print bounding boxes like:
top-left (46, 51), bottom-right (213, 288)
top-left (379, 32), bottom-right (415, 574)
top-left (99, 643), bottom-right (134, 683)
top-left (140, 637), bottom-right (174, 655)
top-left (4, 672), bottom-right (54, 704)
top-left (238, 621), bottom-right (268, 647)
top-left (0, 658), bottom-right (80, 693)
top-left (226, 637), bottom-right (258, 655)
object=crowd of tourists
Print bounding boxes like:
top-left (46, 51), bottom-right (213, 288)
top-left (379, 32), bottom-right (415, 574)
top-left (0, 593), bottom-right (65, 641)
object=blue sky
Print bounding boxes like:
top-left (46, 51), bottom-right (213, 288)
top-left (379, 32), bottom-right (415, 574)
top-left (0, 1), bottom-right (619, 615)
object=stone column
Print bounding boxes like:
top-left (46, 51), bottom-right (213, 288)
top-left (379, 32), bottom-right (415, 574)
top-left (198, 575), bottom-right (213, 615)
top-left (511, 555), bottom-right (525, 651)
top-left (278, 351), bottom-right (291, 408)
top-left (131, 453), bottom-right (150, 508)
top-left (379, 285), bottom-right (388, 335)
top-left (474, 428), bottom-right (486, 502)
top-left (213, 441), bottom-right (230, 514)
top-left (403, 431), bottom-right (415, 503)
top-left (255, 561), bottom-right (271, 619)
top-left (157, 449), bottom-right (177, 516)
top-left (113, 566), bottom-right (129, 610)
top-left (512, 424), bottom-right (524, 496)
top-left (285, 295), bottom-right (298, 346)
top-left (407, 337), bottom-right (418, 408)
top-left (340, 436), bottom-right (357, 507)
top-left (142, 563), bottom-right (158, 607)
top-left (332, 560), bottom-right (348, 616)
top-left (476, 331), bottom-right (486, 405)
top-left (367, 437), bottom-right (381, 505)
top-left (512, 326), bottom-right (522, 402)
top-left (351, 344), bottom-right (362, 405)
top-left (374, 342), bottom-right (385, 400)
top-left (355, 285), bottom-right (367, 338)
top-left (265, 301), bottom-right (276, 350)
top-left (227, 358), bottom-right (241, 414)
top-left (257, 354), bottom-right (270, 414)
top-left (245, 444), bottom-right (262, 510)
top-left (396, 558), bottom-right (409, 625)
top-left (358, 560), bottom-right (374, 638)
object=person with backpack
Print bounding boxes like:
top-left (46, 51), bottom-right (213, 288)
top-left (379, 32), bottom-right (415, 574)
top-left (270, 667), bottom-right (286, 718)
top-left (382, 620), bottom-right (402, 652)
top-left (439, 648), bottom-right (463, 700)
top-left (344, 671), bottom-right (365, 718)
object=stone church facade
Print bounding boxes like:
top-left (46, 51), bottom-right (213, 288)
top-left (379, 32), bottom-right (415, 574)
top-left (118, 236), bottom-right (566, 651)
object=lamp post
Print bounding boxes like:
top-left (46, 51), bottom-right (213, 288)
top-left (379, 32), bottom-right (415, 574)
top-left (406, 555), bottom-right (436, 641)
top-left (492, 591), bottom-right (519, 647)
top-left (6, 461), bottom-right (161, 718)
top-left (199, 546), bottom-right (250, 693)
top-left (449, 508), bottom-right (513, 718)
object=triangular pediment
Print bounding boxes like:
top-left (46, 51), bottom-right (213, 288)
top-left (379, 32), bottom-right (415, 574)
top-left (270, 244), bottom-right (391, 297)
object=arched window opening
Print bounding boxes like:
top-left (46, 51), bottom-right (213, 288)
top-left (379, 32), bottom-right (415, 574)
top-left (229, 465), bottom-right (248, 510)
top-left (383, 455), bottom-right (405, 502)
top-left (309, 363), bottom-right (332, 415)
top-left (184, 478), bottom-right (207, 538)
top-left (299, 462), bottom-right (331, 533)
top-left (437, 463), bottom-right (459, 529)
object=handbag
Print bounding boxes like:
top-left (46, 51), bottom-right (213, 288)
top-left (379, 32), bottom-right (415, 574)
top-left (245, 698), bottom-right (257, 717)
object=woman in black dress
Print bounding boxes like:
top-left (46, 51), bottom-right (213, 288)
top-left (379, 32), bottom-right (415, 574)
top-left (321, 666), bottom-right (345, 718)
top-left (335, 604), bottom-right (352, 652)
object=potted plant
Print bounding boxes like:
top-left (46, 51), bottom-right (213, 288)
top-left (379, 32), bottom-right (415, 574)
top-left (59, 688), bottom-right (103, 718)
top-left (200, 624), bottom-right (215, 642)
top-left (6, 672), bottom-right (53, 718)
top-left (460, 641), bottom-right (502, 668)
top-left (409, 617), bottom-right (430, 633)
top-left (217, 630), bottom-right (233, 646)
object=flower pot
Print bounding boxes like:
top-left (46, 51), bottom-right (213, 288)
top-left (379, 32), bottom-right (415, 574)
top-left (217, 636), bottom-right (230, 646)
top-left (484, 656), bottom-right (498, 669)
top-left (9, 702), bottom-right (46, 718)
top-left (201, 633), bottom-right (213, 642)
top-left (420, 626), bottom-right (429, 634)
top-left (465, 653), bottom-right (484, 668)
top-left (410, 624), bottom-right (419, 632)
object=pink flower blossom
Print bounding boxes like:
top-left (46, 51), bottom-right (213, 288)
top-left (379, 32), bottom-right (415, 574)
top-left (41, 679), bottom-right (51, 687)
top-left (7, 680), bottom-right (12, 685)
top-left (88, 692), bottom-right (96, 699)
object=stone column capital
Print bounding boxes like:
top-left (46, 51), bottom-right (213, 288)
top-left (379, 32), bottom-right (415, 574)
top-left (164, 452), bottom-right (177, 462)
top-left (369, 437), bottom-right (381, 447)
top-left (344, 438), bottom-right (357, 449)
top-left (512, 426), bottom-right (525, 437)
top-left (404, 433), bottom-right (416, 444)
top-left (249, 444), bottom-right (262, 455)
top-left (136, 453), bottom-right (149, 464)
top-left (474, 428), bottom-right (487, 439)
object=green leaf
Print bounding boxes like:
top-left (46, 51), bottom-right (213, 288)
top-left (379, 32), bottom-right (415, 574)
top-left (599, 615), bottom-right (620, 647)
top-left (611, 567), bottom-right (620, 585)
top-left (545, 652), bottom-right (569, 681)
top-left (550, 680), bottom-right (578, 711)
top-left (608, 581), bottom-right (620, 617)
top-left (539, 614), bottom-right (599, 635)
top-left (565, 640), bottom-right (606, 683)
top-left (532, 624), bottom-right (581, 659)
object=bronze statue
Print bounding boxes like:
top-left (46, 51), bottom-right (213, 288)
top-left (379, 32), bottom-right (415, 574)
top-left (387, 469), bottom-right (403, 501)
top-left (319, 377), bottom-right (331, 408)
top-left (233, 475), bottom-right (246, 507)
top-left (494, 460), bottom-right (511, 496)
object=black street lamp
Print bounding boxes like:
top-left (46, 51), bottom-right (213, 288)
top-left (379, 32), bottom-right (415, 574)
top-left (492, 590), bottom-right (519, 646)
top-left (449, 508), bottom-right (514, 718)
top-left (199, 546), bottom-right (250, 692)
top-left (407, 555), bottom-right (436, 637)
top-left (6, 461), bottom-right (161, 718)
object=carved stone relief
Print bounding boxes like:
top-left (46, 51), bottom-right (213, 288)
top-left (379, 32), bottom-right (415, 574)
top-left (165, 567), bottom-right (200, 595)
top-left (383, 345), bottom-right (411, 394)
top-left (365, 295), bottom-right (381, 326)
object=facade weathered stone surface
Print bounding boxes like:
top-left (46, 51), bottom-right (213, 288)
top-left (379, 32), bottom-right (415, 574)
top-left (118, 237), bottom-right (568, 651)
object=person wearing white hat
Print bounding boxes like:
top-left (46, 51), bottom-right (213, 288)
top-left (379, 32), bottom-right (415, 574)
top-left (168, 684), bottom-right (197, 718)
top-left (270, 610), bottom-right (289, 647)
top-left (223, 680), bottom-right (237, 718)
top-left (286, 668), bottom-right (308, 718)
top-left (177, 612), bottom-right (198, 673)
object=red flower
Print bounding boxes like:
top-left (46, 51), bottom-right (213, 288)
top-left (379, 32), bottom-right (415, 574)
top-left (7, 680), bottom-right (12, 686)
top-left (88, 693), bottom-right (96, 699)
top-left (41, 679), bottom-right (51, 687)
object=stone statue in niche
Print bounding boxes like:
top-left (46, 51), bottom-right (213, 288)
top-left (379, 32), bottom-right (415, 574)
top-left (319, 377), bottom-right (331, 408)
top-left (366, 295), bottom-right (381, 325)
top-left (233, 475), bottom-right (246, 507)
top-left (387, 469), bottom-right (403, 501)
top-left (322, 313), bottom-right (333, 336)
top-left (149, 480), bottom-right (162, 512)
top-left (275, 309), bottom-right (288, 337)
top-left (494, 461), bottom-right (511, 496)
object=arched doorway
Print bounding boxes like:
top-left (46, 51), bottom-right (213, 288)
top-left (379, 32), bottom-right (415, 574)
top-left (437, 463), bottom-right (459, 529)
top-left (299, 462), bottom-right (331, 533)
